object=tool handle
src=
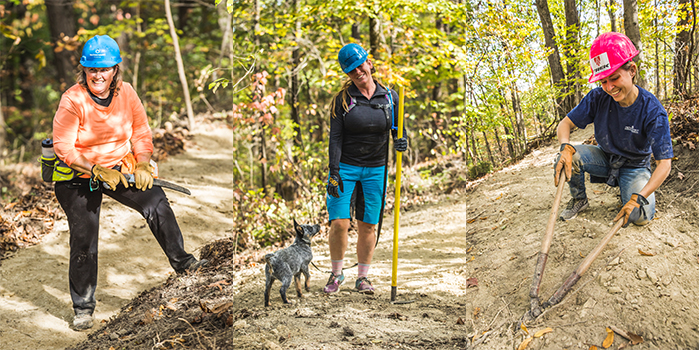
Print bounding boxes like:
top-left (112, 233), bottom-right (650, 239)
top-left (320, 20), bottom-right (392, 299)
top-left (102, 173), bottom-right (135, 190)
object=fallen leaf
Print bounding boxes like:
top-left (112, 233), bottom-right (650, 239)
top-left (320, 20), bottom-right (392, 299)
top-left (480, 216), bottom-right (488, 220)
top-left (208, 279), bottom-right (231, 291)
top-left (473, 307), bottom-right (481, 318)
top-left (534, 327), bottom-right (553, 338)
top-left (517, 337), bottom-right (533, 350)
top-left (467, 218), bottom-right (476, 224)
top-left (456, 317), bottom-right (465, 325)
top-left (638, 249), bottom-right (655, 256)
top-left (496, 194), bottom-right (502, 200)
top-left (469, 256), bottom-right (475, 262)
top-left (579, 251), bottom-right (585, 258)
top-left (628, 332), bottom-right (643, 345)
top-left (466, 277), bottom-right (478, 288)
top-left (603, 327), bottom-right (614, 348)
top-left (467, 246), bottom-right (473, 253)
top-left (678, 172), bottom-right (685, 180)
top-left (510, 255), bottom-right (517, 260)
top-left (590, 346), bottom-right (598, 350)
top-left (521, 323), bottom-right (529, 335)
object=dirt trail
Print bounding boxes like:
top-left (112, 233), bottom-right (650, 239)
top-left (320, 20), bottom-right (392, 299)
top-left (465, 126), bottom-right (699, 349)
top-left (229, 194), bottom-right (467, 349)
top-left (0, 122), bottom-right (234, 350)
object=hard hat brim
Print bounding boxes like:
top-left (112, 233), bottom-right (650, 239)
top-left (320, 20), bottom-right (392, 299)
top-left (342, 57), bottom-right (367, 74)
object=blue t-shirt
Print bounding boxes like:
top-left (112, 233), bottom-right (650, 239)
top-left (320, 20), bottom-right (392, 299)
top-left (567, 86), bottom-right (674, 164)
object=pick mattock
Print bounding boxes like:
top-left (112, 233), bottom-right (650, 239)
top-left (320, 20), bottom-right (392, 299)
top-left (524, 168), bottom-right (626, 321)
top-left (526, 168), bottom-right (567, 319)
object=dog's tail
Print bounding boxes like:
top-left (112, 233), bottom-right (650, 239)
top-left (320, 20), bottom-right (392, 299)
top-left (264, 253), bottom-right (274, 274)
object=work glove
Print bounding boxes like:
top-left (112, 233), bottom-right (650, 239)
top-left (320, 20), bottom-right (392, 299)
top-left (133, 161), bottom-right (154, 191)
top-left (91, 164), bottom-right (128, 191)
top-left (394, 137), bottom-right (408, 152)
top-left (554, 143), bottom-right (576, 187)
top-left (327, 172), bottom-right (344, 198)
top-left (614, 193), bottom-right (649, 228)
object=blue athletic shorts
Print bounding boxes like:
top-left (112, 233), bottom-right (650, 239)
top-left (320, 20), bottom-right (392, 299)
top-left (327, 163), bottom-right (386, 225)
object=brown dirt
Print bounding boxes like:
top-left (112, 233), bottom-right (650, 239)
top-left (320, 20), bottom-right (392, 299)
top-left (465, 125), bottom-right (699, 349)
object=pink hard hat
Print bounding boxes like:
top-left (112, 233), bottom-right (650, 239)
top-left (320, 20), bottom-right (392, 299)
top-left (588, 32), bottom-right (639, 83)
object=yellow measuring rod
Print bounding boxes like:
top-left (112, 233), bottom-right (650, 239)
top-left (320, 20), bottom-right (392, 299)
top-left (391, 86), bottom-right (405, 302)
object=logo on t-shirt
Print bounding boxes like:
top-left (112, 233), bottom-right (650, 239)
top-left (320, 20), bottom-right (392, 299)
top-left (590, 52), bottom-right (611, 74)
top-left (624, 125), bottom-right (640, 134)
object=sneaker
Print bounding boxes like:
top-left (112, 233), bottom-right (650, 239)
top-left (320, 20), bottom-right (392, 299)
top-left (72, 313), bottom-right (94, 331)
top-left (323, 272), bottom-right (345, 293)
top-left (355, 277), bottom-right (375, 295)
top-left (560, 197), bottom-right (589, 221)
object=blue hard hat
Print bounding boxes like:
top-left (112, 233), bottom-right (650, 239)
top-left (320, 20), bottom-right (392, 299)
top-left (80, 35), bottom-right (122, 68)
top-left (338, 43), bottom-right (368, 74)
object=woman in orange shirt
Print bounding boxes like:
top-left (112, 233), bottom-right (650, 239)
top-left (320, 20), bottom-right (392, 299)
top-left (52, 35), bottom-right (206, 331)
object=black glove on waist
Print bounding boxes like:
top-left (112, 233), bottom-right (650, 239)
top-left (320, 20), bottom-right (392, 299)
top-left (327, 172), bottom-right (344, 198)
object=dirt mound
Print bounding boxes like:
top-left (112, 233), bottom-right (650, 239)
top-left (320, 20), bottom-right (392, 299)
top-left (66, 238), bottom-right (234, 350)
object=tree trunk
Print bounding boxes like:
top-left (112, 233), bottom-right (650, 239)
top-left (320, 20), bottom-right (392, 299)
top-left (674, 0), bottom-right (696, 98)
top-left (509, 81), bottom-right (526, 153)
top-left (290, 0), bottom-right (302, 158)
top-left (623, 0), bottom-right (647, 89)
top-left (534, 0), bottom-right (568, 120)
top-left (655, 4), bottom-right (660, 98)
top-left (478, 119), bottom-right (494, 167)
top-left (564, 0), bottom-right (582, 105)
top-left (608, 0), bottom-right (617, 32)
top-left (0, 96), bottom-right (5, 162)
top-left (369, 16), bottom-right (381, 60)
top-left (165, 0), bottom-right (195, 130)
top-left (45, 0), bottom-right (78, 90)
top-left (215, 0), bottom-right (233, 81)
top-left (352, 22), bottom-right (361, 40)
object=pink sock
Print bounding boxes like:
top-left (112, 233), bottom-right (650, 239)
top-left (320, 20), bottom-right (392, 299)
top-left (331, 260), bottom-right (343, 275)
top-left (358, 263), bottom-right (370, 278)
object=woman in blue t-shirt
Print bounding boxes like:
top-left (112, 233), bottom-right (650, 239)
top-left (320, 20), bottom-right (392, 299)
top-left (554, 32), bottom-right (673, 226)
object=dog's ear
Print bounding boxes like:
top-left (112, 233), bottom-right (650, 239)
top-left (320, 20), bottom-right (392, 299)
top-left (293, 218), bottom-right (302, 235)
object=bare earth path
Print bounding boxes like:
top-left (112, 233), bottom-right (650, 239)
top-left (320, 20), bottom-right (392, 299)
top-left (230, 193), bottom-right (467, 349)
top-left (465, 126), bottom-right (698, 349)
top-left (0, 123), bottom-right (234, 350)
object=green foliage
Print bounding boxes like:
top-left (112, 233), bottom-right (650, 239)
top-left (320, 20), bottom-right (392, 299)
top-left (468, 161), bottom-right (492, 180)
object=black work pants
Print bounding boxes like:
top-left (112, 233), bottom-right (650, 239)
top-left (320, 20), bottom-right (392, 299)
top-left (55, 178), bottom-right (196, 316)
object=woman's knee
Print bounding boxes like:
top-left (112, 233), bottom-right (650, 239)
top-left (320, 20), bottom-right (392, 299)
top-left (330, 219), bottom-right (350, 232)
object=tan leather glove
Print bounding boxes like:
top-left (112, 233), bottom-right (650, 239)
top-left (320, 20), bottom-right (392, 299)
top-left (91, 164), bottom-right (128, 191)
top-left (554, 143), bottom-right (576, 187)
top-left (133, 161), bottom-right (154, 191)
top-left (614, 193), bottom-right (649, 227)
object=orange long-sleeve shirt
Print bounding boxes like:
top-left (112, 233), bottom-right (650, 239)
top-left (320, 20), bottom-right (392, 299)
top-left (53, 82), bottom-right (153, 172)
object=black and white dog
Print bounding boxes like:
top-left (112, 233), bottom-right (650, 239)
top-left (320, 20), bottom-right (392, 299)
top-left (264, 219), bottom-right (320, 306)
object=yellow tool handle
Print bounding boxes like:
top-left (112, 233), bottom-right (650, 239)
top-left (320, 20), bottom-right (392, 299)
top-left (391, 86), bottom-right (405, 293)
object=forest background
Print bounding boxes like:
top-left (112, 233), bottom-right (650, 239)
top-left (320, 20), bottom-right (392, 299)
top-left (0, 0), bottom-right (697, 248)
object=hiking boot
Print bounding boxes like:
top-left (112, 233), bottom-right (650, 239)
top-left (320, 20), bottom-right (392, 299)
top-left (323, 272), bottom-right (345, 293)
top-left (355, 277), bottom-right (375, 295)
top-left (560, 197), bottom-right (589, 221)
top-left (187, 259), bottom-right (209, 273)
top-left (72, 313), bottom-right (94, 331)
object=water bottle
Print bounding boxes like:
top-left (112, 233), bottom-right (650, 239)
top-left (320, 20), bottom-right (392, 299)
top-left (40, 139), bottom-right (56, 182)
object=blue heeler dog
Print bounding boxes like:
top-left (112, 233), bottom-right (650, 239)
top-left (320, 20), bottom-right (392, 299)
top-left (264, 219), bottom-right (320, 306)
